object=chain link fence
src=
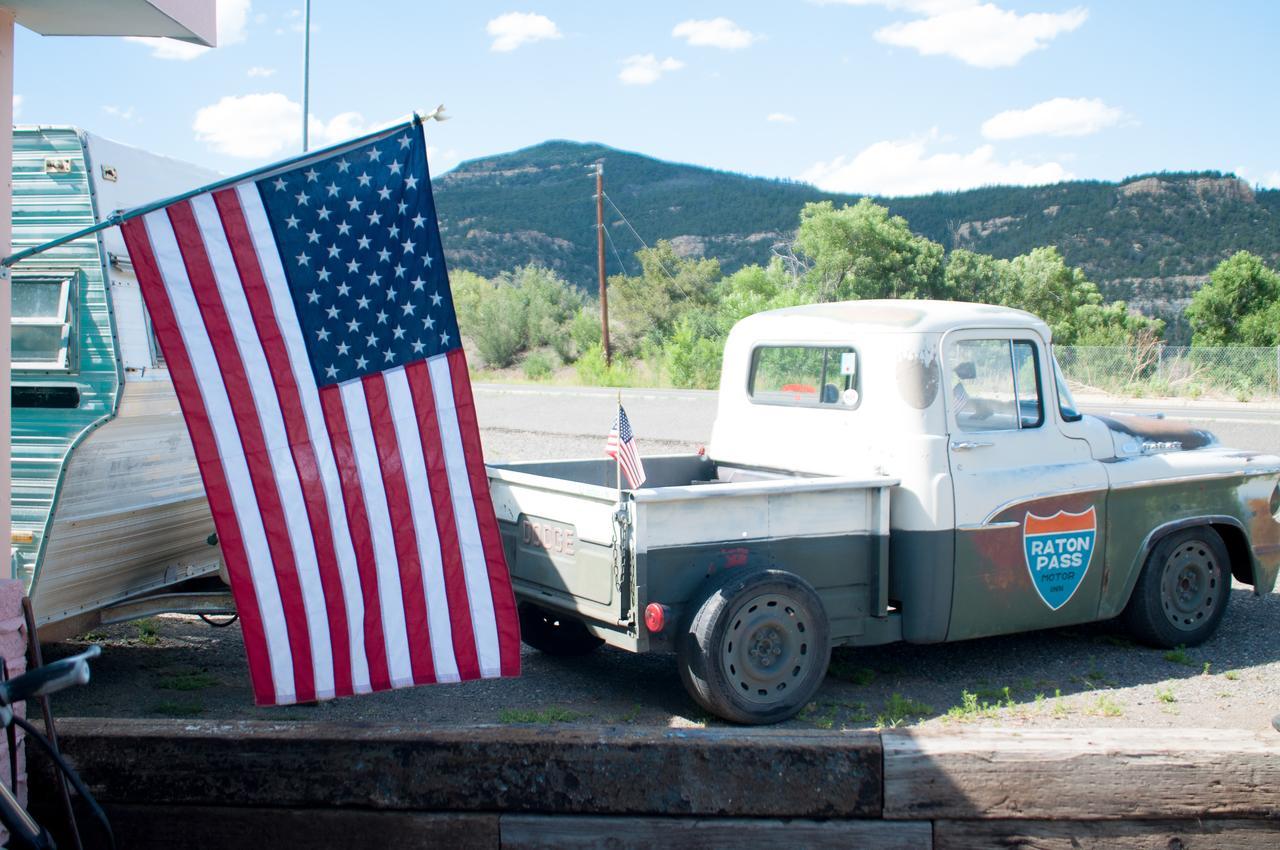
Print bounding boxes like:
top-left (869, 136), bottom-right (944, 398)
top-left (1056, 346), bottom-right (1280, 400)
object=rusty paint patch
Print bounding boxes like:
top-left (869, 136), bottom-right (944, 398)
top-left (896, 347), bottom-right (940, 410)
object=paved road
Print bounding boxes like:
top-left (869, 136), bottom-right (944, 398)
top-left (473, 382), bottom-right (1280, 461)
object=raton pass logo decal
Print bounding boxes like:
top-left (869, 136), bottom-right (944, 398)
top-left (1023, 507), bottom-right (1096, 610)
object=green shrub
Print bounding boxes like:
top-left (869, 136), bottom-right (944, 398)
top-left (570, 308), bottom-right (603, 360)
top-left (473, 284), bottom-right (527, 368)
top-left (522, 352), bottom-right (555, 381)
top-left (575, 345), bottom-right (635, 387)
top-left (665, 312), bottom-right (724, 389)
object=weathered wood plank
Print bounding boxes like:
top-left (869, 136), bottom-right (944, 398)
top-left (884, 727), bottom-right (1280, 819)
top-left (101, 805), bottom-right (498, 850)
top-left (501, 815), bottom-right (931, 850)
top-left (935, 818), bottom-right (1280, 850)
top-left (34, 719), bottom-right (882, 817)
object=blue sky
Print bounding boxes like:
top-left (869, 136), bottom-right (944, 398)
top-left (14, 1), bottom-right (1280, 194)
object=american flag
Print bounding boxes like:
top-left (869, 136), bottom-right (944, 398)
top-left (605, 404), bottom-right (646, 489)
top-left (953, 381), bottom-right (970, 413)
top-left (118, 120), bottom-right (520, 706)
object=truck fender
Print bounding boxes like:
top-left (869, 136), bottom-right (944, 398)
top-left (1113, 515), bottom-right (1254, 614)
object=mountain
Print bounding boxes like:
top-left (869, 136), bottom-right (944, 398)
top-left (431, 140), bottom-right (1280, 339)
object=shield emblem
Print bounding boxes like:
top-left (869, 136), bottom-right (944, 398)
top-left (1023, 507), bottom-right (1097, 611)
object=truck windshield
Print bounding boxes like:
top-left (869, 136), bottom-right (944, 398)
top-left (1053, 353), bottom-right (1082, 421)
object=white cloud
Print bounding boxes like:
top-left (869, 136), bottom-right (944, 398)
top-left (247, 66), bottom-right (277, 78)
top-left (799, 130), bottom-right (1072, 195)
top-left (192, 92), bottom-right (380, 158)
top-left (619, 54), bottom-right (684, 85)
top-left (127, 0), bottom-right (250, 60)
top-left (982, 97), bottom-right (1124, 140)
top-left (767, 112), bottom-right (797, 123)
top-left (12, 94), bottom-right (21, 118)
top-left (672, 18), bottom-right (760, 49)
top-left (428, 146), bottom-right (462, 174)
top-left (1255, 170), bottom-right (1280, 190)
top-left (820, 1), bottom-right (1086, 68)
top-left (486, 12), bottom-right (561, 52)
top-left (103, 105), bottom-right (137, 121)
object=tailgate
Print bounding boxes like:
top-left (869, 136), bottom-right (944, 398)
top-left (487, 461), bottom-right (630, 628)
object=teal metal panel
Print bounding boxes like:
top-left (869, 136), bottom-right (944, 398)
top-left (10, 127), bottom-right (120, 590)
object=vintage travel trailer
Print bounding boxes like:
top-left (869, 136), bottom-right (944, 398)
top-left (10, 125), bottom-right (233, 636)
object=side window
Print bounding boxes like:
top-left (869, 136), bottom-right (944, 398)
top-left (947, 338), bottom-right (1042, 432)
top-left (750, 345), bottom-right (859, 408)
top-left (12, 270), bottom-right (78, 371)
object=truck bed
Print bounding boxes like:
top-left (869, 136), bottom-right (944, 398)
top-left (487, 454), bottom-right (899, 652)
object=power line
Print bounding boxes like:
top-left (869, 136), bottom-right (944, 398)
top-left (600, 221), bottom-right (630, 278)
top-left (600, 191), bottom-right (697, 300)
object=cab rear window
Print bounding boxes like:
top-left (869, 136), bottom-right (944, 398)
top-left (749, 345), bottom-right (859, 408)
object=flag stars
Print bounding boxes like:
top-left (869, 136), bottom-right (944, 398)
top-left (368, 270), bottom-right (383, 286)
top-left (392, 325), bottom-right (406, 340)
top-left (347, 318), bottom-right (361, 333)
top-left (273, 177), bottom-right (287, 192)
top-left (306, 289), bottom-right (320, 303)
top-left (356, 295), bottom-right (371, 310)
top-left (327, 244), bottom-right (342, 259)
top-left (325, 305), bottom-right (340, 320)
top-left (296, 252), bottom-right (311, 267)
top-left (410, 276), bottom-right (426, 291)
top-left (412, 214), bottom-right (426, 229)
top-left (365, 332), bottom-right (379, 347)
top-left (337, 158), bottom-right (351, 173)
top-left (422, 315), bottom-right (436, 330)
top-left (367, 210), bottom-right (383, 226)
top-left (335, 341), bottom-right (350, 356)
top-left (347, 197), bottom-right (363, 212)
top-left (357, 235), bottom-right (372, 250)
top-left (347, 259), bottom-right (361, 274)
top-left (377, 186), bottom-right (392, 201)
top-left (424, 253), bottom-right (434, 268)
top-left (377, 247), bottom-right (392, 263)
top-left (295, 190), bottom-right (310, 206)
top-left (393, 263), bottom-right (406, 278)
top-left (383, 349), bottom-right (396, 363)
top-left (411, 339), bottom-right (425, 353)
top-left (388, 161), bottom-right (403, 176)
top-left (398, 134), bottom-right (411, 149)
top-left (386, 286), bottom-right (399, 301)
top-left (326, 182), bottom-right (340, 197)
top-left (306, 229), bottom-right (321, 244)
top-left (357, 172), bottom-right (372, 187)
top-left (355, 355), bottom-right (368, 370)
top-left (325, 364), bottom-right (339, 379)
top-left (376, 309), bottom-right (389, 325)
top-left (317, 268), bottom-right (332, 283)
top-left (430, 291), bottom-right (443, 307)
top-left (336, 221), bottom-right (352, 236)
top-left (397, 200), bottom-right (408, 215)
top-left (405, 175), bottom-right (418, 190)
top-left (285, 215), bottom-right (300, 229)
top-left (388, 224), bottom-right (400, 239)
top-left (336, 282), bottom-right (351, 297)
top-left (401, 302), bottom-right (416, 316)
top-left (440, 331), bottom-right (451, 346)
top-left (401, 239), bottom-right (416, 255)
top-left (368, 148), bottom-right (382, 162)
top-left (317, 205), bottom-right (332, 221)
top-left (316, 326), bottom-right (330, 341)
top-left (305, 168), bottom-right (319, 183)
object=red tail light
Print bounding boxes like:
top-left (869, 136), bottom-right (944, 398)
top-left (644, 603), bottom-right (668, 633)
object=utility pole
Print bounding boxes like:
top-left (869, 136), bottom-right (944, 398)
top-left (302, 0), bottom-right (312, 152)
top-left (591, 162), bottom-right (611, 365)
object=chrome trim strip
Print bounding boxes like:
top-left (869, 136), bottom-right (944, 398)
top-left (957, 520), bottom-right (1021, 531)
top-left (979, 485), bottom-right (1108, 526)
top-left (1110, 470), bottom-right (1277, 491)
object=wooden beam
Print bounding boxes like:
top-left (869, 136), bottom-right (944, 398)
top-left (934, 818), bottom-right (1280, 850)
top-left (884, 728), bottom-right (1280, 820)
top-left (500, 815), bottom-right (931, 850)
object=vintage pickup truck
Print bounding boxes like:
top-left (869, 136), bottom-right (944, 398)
top-left (487, 300), bottom-right (1280, 724)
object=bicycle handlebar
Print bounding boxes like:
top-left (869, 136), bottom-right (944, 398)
top-left (0, 645), bottom-right (101, 707)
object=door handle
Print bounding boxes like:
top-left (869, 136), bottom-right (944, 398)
top-left (951, 440), bottom-right (993, 451)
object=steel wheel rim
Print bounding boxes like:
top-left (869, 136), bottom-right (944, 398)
top-left (720, 592), bottom-right (813, 707)
top-left (1160, 540), bottom-right (1220, 631)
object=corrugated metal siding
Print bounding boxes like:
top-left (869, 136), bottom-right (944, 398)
top-left (11, 127), bottom-right (120, 590)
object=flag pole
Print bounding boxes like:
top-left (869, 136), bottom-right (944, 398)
top-left (615, 390), bottom-right (623, 500)
top-left (1, 108), bottom-right (446, 269)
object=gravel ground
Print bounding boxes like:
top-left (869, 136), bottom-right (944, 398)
top-left (45, 411), bottom-right (1280, 734)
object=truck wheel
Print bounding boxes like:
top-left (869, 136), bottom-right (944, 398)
top-left (518, 603), bottom-right (604, 656)
top-left (1123, 527), bottom-right (1231, 648)
top-left (677, 569), bottom-right (831, 725)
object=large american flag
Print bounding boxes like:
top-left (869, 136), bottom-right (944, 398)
top-left (119, 120), bottom-right (520, 705)
top-left (605, 404), bottom-right (646, 489)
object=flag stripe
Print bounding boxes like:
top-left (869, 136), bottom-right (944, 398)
top-left (428, 355), bottom-right (501, 676)
top-left (137, 210), bottom-right (297, 703)
top-left (192, 193), bottom-right (337, 699)
top-left (237, 185), bottom-right (374, 694)
top-left (361, 372), bottom-right (437, 684)
top-left (166, 201), bottom-right (319, 704)
top-left (213, 188), bottom-right (355, 698)
top-left (317, 386), bottom-right (393, 692)
top-left (338, 380), bottom-right (414, 687)
top-left (446, 349), bottom-right (522, 676)
top-left (404, 360), bottom-right (481, 681)
top-left (384, 367), bottom-right (460, 682)
top-left (120, 218), bottom-right (277, 706)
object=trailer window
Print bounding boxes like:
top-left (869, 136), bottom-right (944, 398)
top-left (749, 345), bottom-right (859, 408)
top-left (11, 270), bottom-right (78, 371)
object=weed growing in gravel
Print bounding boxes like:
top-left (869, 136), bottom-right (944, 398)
top-left (1088, 694), bottom-right (1124, 717)
top-left (1098, 635), bottom-right (1133, 648)
top-left (876, 693), bottom-right (933, 728)
top-left (1164, 646), bottom-right (1195, 667)
top-left (946, 691), bottom-right (997, 721)
top-left (1224, 670), bottom-right (1240, 681)
top-left (1155, 687), bottom-right (1177, 704)
top-left (802, 702), bottom-right (840, 729)
top-left (498, 707), bottom-right (583, 724)
top-left (1201, 661), bottom-right (1212, 675)
top-left (151, 700), bottom-right (204, 718)
top-left (157, 669), bottom-right (219, 691)
top-left (79, 630), bottom-right (107, 643)
top-left (136, 619), bottom-right (160, 646)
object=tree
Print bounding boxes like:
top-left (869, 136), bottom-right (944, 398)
top-left (943, 249), bottom-right (1005, 303)
top-left (1186, 251), bottom-right (1280, 346)
top-left (609, 240), bottom-right (722, 354)
top-left (793, 199), bottom-right (946, 302)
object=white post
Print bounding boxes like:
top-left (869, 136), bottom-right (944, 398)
top-left (0, 9), bottom-right (14, 577)
top-left (301, 0), bottom-right (311, 152)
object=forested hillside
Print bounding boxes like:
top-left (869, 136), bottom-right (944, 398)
top-left (431, 140), bottom-right (1280, 339)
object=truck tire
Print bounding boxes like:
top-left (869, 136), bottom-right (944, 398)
top-left (677, 569), bottom-right (831, 725)
top-left (1123, 526), bottom-right (1232, 648)
top-left (518, 603), bottom-right (604, 656)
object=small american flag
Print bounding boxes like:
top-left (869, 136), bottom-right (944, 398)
top-left (119, 120), bottom-right (520, 705)
top-left (953, 382), bottom-right (970, 413)
top-left (606, 404), bottom-right (646, 489)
